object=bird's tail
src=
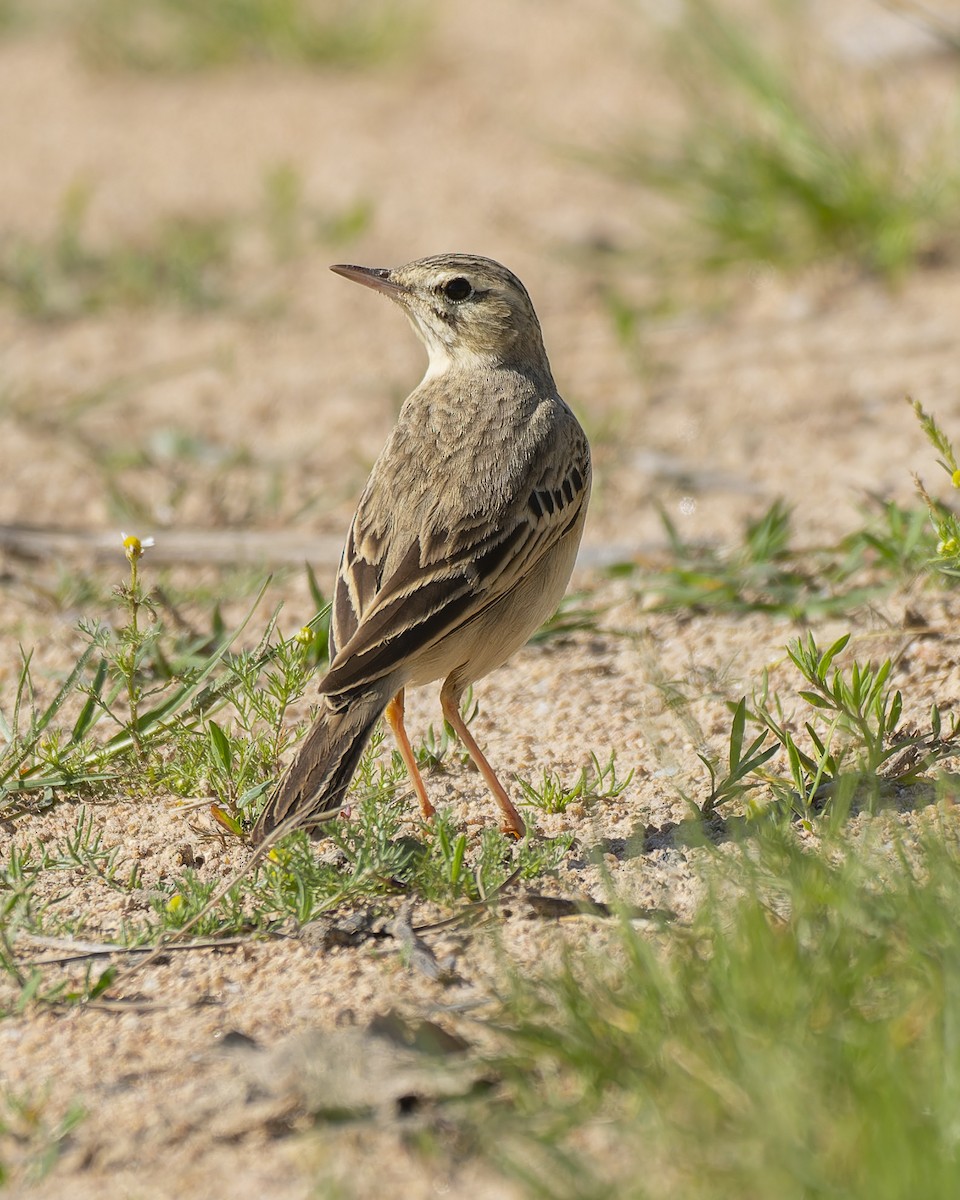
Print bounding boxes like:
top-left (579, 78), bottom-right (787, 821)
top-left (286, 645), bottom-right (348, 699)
top-left (250, 685), bottom-right (390, 846)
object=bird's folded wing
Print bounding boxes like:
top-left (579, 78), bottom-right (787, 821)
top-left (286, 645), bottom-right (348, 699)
top-left (322, 442), bottom-right (589, 699)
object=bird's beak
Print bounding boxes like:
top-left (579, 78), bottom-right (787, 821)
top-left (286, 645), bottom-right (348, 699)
top-left (330, 264), bottom-right (408, 297)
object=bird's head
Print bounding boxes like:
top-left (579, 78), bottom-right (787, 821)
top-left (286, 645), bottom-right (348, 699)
top-left (330, 253), bottom-right (550, 380)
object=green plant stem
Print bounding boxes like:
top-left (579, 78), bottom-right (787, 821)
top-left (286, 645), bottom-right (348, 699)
top-left (125, 556), bottom-right (142, 758)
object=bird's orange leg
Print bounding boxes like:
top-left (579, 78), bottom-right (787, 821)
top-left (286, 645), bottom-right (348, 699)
top-left (440, 679), bottom-right (526, 839)
top-left (384, 689), bottom-right (435, 820)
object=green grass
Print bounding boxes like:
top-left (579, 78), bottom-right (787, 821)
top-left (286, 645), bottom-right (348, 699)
top-left (0, 173), bottom-right (373, 321)
top-left (0, 0), bottom-right (426, 72)
top-left (0, 183), bottom-right (232, 319)
top-left (913, 397), bottom-right (960, 579)
top-left (623, 403), bottom-right (960, 824)
top-left (696, 633), bottom-right (960, 823)
top-left (0, 544), bottom-right (579, 1001)
top-left (482, 813), bottom-right (960, 1198)
top-left (79, 0), bottom-right (424, 72)
top-left (612, 0), bottom-right (960, 279)
top-left (0, 783), bottom-right (573, 1002)
top-left (0, 546), bottom-right (316, 823)
top-left (518, 751), bottom-right (633, 815)
top-left (635, 495), bottom-right (937, 620)
top-left (0, 1087), bottom-right (85, 1186)
top-left (0, 0), bottom-right (18, 31)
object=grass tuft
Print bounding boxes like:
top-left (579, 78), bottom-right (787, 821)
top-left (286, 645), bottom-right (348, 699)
top-left (0, 1087), bottom-right (85, 1186)
top-left (638, 497), bottom-right (929, 620)
top-left (0, 173), bottom-right (373, 321)
top-left (613, 0), bottom-right (960, 278)
top-left (519, 752), bottom-right (633, 815)
top-left (487, 815), bottom-right (960, 1198)
top-left (913, 397), bottom-right (960, 579)
top-left (78, 0), bottom-right (426, 73)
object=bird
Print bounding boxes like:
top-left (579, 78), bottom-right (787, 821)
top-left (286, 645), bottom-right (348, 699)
top-left (251, 253), bottom-right (591, 846)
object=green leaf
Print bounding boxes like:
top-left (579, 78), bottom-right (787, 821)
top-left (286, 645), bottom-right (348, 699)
top-left (736, 737), bottom-right (778, 780)
top-left (729, 698), bottom-right (747, 769)
top-left (785, 734), bottom-right (804, 789)
top-left (850, 661), bottom-right (863, 706)
top-left (71, 657), bottom-right (109, 742)
top-left (816, 633), bottom-right (850, 681)
top-left (0, 642), bottom-right (99, 787)
top-left (698, 751), bottom-right (719, 792)
top-left (238, 778), bottom-right (273, 815)
top-left (88, 964), bottom-right (117, 1000)
top-left (305, 560), bottom-right (326, 611)
top-left (889, 690), bottom-right (903, 731)
top-left (208, 720), bottom-right (232, 776)
top-left (449, 833), bottom-right (467, 888)
top-left (806, 724), bottom-right (827, 756)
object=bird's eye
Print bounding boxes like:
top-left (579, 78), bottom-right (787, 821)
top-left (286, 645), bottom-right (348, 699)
top-left (442, 276), bottom-right (472, 302)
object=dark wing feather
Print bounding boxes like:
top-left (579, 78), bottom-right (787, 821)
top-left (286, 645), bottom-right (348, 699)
top-left (329, 522), bottom-right (383, 662)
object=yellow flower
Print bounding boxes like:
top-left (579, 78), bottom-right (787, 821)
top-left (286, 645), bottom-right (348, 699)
top-left (937, 537), bottom-right (959, 557)
top-left (952, 469), bottom-right (960, 489)
top-left (121, 532), bottom-right (155, 563)
top-left (295, 625), bottom-right (314, 645)
top-left (165, 894), bottom-right (185, 915)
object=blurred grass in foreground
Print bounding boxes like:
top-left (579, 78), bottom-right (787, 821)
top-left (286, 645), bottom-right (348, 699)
top-left (489, 811), bottom-right (960, 1199)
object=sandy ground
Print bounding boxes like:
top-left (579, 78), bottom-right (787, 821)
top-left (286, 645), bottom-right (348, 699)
top-left (2, 1), bottom-right (960, 1196)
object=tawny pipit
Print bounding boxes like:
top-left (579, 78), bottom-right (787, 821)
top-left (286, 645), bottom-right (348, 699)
top-left (252, 254), bottom-right (591, 844)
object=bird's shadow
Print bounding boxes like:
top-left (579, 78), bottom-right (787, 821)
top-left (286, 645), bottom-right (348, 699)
top-left (567, 775), bottom-right (950, 871)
